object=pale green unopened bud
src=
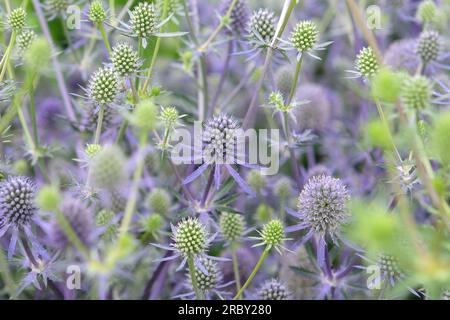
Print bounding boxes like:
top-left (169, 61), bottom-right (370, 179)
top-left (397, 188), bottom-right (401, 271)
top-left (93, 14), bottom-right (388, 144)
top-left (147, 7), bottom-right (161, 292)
top-left (36, 185), bottom-right (61, 212)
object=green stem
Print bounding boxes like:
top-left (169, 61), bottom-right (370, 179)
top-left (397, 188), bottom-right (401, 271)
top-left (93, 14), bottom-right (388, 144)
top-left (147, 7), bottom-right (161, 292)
top-left (161, 127), bottom-right (170, 149)
top-left (197, 56), bottom-right (208, 121)
top-left (187, 254), bottom-right (202, 300)
top-left (233, 247), bottom-right (269, 300)
top-left (136, 37), bottom-right (143, 88)
top-left (374, 99), bottom-right (402, 163)
top-left (98, 23), bottom-right (112, 57)
top-left (242, 0), bottom-right (296, 129)
top-left (181, 0), bottom-right (208, 121)
top-left (28, 90), bottom-right (39, 146)
top-left (279, 198), bottom-right (286, 222)
top-left (115, 0), bottom-right (134, 27)
top-left (231, 246), bottom-right (241, 294)
top-left (0, 248), bottom-right (17, 298)
top-left (130, 77), bottom-right (138, 103)
top-left (141, 36), bottom-right (161, 93)
top-left (286, 53), bottom-right (304, 106)
top-left (115, 120), bottom-right (129, 144)
top-left (197, 0), bottom-right (238, 52)
top-left (141, 0), bottom-right (169, 93)
top-left (119, 131), bottom-right (148, 235)
top-left (94, 105), bottom-right (105, 144)
top-left (55, 208), bottom-right (90, 258)
top-left (181, 0), bottom-right (198, 45)
top-left (4, 0), bottom-right (11, 12)
top-left (109, 0), bottom-right (115, 21)
top-left (80, 35), bottom-right (97, 71)
top-left (60, 16), bottom-right (79, 62)
top-left (17, 105), bottom-right (50, 181)
top-left (17, 106), bottom-right (35, 151)
top-left (0, 31), bottom-right (16, 83)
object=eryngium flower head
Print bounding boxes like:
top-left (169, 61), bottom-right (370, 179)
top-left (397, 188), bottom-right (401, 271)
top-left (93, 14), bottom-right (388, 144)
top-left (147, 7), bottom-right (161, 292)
top-left (147, 188), bottom-right (171, 215)
top-left (247, 170), bottom-right (266, 192)
top-left (202, 114), bottom-right (239, 164)
top-left (156, 0), bottom-right (181, 17)
top-left (8, 8), bottom-right (27, 31)
top-left (294, 84), bottom-right (331, 131)
top-left (50, 198), bottom-right (93, 249)
top-left (172, 217), bottom-right (208, 256)
top-left (297, 175), bottom-right (349, 236)
top-left (16, 29), bottom-right (36, 53)
top-left (220, 0), bottom-right (249, 35)
top-left (189, 257), bottom-right (222, 292)
top-left (377, 254), bottom-right (405, 283)
top-left (356, 47), bottom-right (379, 78)
top-left (219, 212), bottom-right (245, 243)
top-left (401, 75), bottom-right (431, 110)
top-left (90, 145), bottom-right (126, 190)
top-left (290, 20), bottom-right (319, 52)
top-left (248, 8), bottom-right (276, 43)
top-left (89, 0), bottom-right (107, 24)
top-left (275, 66), bottom-right (294, 98)
top-left (45, 0), bottom-right (69, 14)
top-left (82, 103), bottom-right (117, 132)
top-left (159, 106), bottom-right (179, 128)
top-left (111, 43), bottom-right (140, 76)
top-left (416, 0), bottom-right (437, 25)
top-left (416, 30), bottom-right (440, 63)
top-left (261, 219), bottom-right (285, 247)
top-left (88, 67), bottom-right (119, 105)
top-left (96, 209), bottom-right (117, 240)
top-left (0, 176), bottom-right (36, 230)
top-left (384, 39), bottom-right (420, 75)
top-left (85, 144), bottom-right (102, 158)
top-left (129, 2), bottom-right (158, 38)
top-left (274, 177), bottom-right (291, 199)
top-left (110, 189), bottom-right (126, 213)
top-left (257, 279), bottom-right (290, 300)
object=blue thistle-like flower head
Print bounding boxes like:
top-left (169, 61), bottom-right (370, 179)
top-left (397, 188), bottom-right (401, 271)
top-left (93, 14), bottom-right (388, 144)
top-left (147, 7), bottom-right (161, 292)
top-left (202, 114), bottom-right (239, 164)
top-left (0, 176), bottom-right (36, 233)
top-left (220, 0), bottom-right (250, 35)
top-left (188, 256), bottom-right (222, 292)
top-left (247, 8), bottom-right (276, 44)
top-left (257, 279), bottom-right (290, 300)
top-left (377, 254), bottom-right (406, 284)
top-left (384, 39), bottom-right (420, 75)
top-left (297, 175), bottom-right (349, 238)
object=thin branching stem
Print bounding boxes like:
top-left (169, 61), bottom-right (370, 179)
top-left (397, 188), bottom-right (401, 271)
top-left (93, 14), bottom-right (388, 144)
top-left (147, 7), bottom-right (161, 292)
top-left (233, 247), bottom-right (269, 300)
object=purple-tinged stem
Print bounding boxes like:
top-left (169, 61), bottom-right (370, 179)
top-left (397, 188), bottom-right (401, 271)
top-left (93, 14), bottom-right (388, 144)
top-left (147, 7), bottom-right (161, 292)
top-left (31, 0), bottom-right (76, 123)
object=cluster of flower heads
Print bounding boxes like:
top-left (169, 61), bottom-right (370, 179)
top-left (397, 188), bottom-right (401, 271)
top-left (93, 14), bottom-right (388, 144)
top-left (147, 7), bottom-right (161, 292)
top-left (0, 0), bottom-right (449, 302)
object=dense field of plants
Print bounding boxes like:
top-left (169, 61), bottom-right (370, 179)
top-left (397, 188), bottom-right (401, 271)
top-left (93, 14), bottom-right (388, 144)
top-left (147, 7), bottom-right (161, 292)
top-left (0, 0), bottom-right (449, 300)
